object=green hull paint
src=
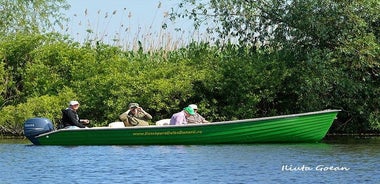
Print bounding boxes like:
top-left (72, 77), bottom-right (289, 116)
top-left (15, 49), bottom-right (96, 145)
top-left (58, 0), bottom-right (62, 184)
top-left (34, 110), bottom-right (340, 145)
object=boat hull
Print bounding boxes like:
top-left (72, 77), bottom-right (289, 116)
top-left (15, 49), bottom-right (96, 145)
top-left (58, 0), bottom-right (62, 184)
top-left (32, 110), bottom-right (340, 145)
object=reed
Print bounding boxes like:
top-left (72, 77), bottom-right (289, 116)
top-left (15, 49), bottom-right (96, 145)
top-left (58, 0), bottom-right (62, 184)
top-left (56, 2), bottom-right (211, 52)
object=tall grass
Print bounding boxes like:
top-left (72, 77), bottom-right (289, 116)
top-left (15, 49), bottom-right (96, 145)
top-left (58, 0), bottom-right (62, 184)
top-left (55, 2), bottom-right (212, 51)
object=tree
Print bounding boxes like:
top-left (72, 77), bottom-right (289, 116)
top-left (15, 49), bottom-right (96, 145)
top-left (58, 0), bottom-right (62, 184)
top-left (171, 0), bottom-right (380, 132)
top-left (0, 0), bottom-right (70, 36)
top-left (171, 0), bottom-right (379, 50)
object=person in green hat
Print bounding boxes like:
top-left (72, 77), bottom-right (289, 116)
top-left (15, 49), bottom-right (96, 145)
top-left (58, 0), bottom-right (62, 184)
top-left (119, 103), bottom-right (152, 126)
top-left (169, 106), bottom-right (195, 125)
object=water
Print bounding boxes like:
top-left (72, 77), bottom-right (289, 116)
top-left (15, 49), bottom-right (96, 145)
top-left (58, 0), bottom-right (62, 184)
top-left (0, 137), bottom-right (379, 184)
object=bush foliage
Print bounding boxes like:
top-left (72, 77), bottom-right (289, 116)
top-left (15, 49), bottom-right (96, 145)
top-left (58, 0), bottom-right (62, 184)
top-left (0, 0), bottom-right (379, 135)
top-left (0, 32), bottom-right (379, 135)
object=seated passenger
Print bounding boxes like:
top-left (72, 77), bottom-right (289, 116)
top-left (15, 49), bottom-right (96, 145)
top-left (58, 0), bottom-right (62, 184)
top-left (119, 103), bottom-right (152, 126)
top-left (61, 100), bottom-right (90, 129)
top-left (169, 106), bottom-right (195, 125)
top-left (186, 104), bottom-right (209, 124)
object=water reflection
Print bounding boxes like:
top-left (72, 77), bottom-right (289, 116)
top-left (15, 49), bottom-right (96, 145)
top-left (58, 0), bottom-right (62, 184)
top-left (0, 136), bottom-right (379, 183)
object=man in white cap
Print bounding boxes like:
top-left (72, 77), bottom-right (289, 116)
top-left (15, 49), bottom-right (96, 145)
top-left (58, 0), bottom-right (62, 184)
top-left (186, 104), bottom-right (209, 124)
top-left (60, 100), bottom-right (90, 129)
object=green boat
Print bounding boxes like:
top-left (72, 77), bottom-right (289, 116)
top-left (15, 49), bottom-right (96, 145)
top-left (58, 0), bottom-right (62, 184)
top-left (24, 109), bottom-right (340, 145)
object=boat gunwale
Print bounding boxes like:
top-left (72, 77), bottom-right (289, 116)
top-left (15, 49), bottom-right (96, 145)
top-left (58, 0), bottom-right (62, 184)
top-left (36, 109), bottom-right (340, 138)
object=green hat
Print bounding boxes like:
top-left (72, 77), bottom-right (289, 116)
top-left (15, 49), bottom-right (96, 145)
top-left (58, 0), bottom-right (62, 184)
top-left (184, 106), bottom-right (195, 115)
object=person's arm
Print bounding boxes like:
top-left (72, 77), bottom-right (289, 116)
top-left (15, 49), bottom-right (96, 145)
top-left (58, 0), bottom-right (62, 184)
top-left (138, 107), bottom-right (152, 120)
top-left (119, 110), bottom-right (130, 126)
top-left (80, 119), bottom-right (90, 124)
top-left (179, 112), bottom-right (187, 125)
top-left (119, 110), bottom-right (130, 121)
top-left (198, 114), bottom-right (209, 123)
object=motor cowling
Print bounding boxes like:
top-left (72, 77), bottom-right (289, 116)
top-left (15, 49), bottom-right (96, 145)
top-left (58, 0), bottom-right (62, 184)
top-left (24, 117), bottom-right (54, 145)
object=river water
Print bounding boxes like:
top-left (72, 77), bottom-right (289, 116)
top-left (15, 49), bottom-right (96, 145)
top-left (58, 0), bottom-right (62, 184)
top-left (0, 136), bottom-right (379, 184)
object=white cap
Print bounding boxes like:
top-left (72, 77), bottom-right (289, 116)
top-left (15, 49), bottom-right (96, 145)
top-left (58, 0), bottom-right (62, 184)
top-left (189, 104), bottom-right (198, 110)
top-left (69, 100), bottom-right (79, 106)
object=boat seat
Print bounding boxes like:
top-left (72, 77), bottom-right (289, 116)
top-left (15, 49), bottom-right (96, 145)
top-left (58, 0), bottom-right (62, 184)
top-left (155, 119), bottom-right (170, 126)
top-left (108, 121), bottom-right (125, 128)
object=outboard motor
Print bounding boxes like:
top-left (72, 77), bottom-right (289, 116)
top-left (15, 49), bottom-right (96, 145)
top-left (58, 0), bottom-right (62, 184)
top-left (24, 117), bottom-right (54, 145)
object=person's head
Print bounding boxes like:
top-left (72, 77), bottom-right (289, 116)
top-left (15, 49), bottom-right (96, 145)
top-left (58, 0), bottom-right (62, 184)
top-left (189, 104), bottom-right (198, 112)
top-left (128, 103), bottom-right (139, 109)
top-left (183, 106), bottom-right (195, 117)
top-left (69, 100), bottom-right (80, 110)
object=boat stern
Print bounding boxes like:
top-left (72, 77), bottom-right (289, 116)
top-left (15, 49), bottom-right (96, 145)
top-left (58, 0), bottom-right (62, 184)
top-left (24, 117), bottom-right (54, 145)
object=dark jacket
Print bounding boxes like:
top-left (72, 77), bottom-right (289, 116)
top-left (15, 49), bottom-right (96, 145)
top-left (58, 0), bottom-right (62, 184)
top-left (61, 108), bottom-right (86, 128)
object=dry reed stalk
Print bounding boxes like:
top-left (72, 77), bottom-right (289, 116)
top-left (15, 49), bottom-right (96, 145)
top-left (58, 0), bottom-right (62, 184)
top-left (56, 2), bottom-right (213, 52)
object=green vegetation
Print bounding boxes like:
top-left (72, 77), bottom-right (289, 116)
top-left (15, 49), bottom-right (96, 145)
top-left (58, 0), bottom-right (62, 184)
top-left (0, 0), bottom-right (379, 136)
